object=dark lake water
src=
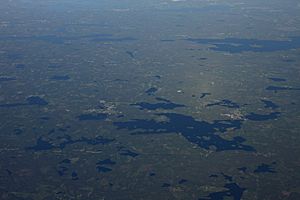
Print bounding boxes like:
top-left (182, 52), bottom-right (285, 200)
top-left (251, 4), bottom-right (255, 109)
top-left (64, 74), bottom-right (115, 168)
top-left (0, 0), bottom-right (300, 199)
top-left (186, 37), bottom-right (300, 53)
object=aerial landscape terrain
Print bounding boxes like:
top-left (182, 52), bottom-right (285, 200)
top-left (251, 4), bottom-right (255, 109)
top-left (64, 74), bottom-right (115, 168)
top-left (0, 0), bottom-right (300, 199)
